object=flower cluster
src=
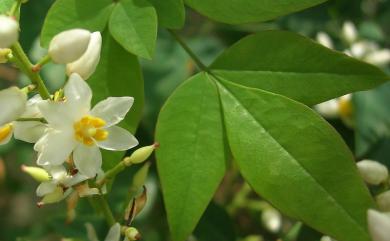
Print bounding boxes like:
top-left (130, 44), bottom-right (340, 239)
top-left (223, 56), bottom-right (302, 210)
top-left (0, 14), bottom-right (139, 206)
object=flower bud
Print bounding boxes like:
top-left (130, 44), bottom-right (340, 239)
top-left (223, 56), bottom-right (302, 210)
top-left (49, 29), bottom-right (91, 64)
top-left (0, 15), bottom-right (19, 48)
top-left (124, 143), bottom-right (158, 166)
top-left (316, 32), bottom-right (334, 49)
top-left (376, 191), bottom-right (390, 212)
top-left (367, 209), bottom-right (390, 241)
top-left (342, 21), bottom-right (358, 44)
top-left (21, 165), bottom-right (51, 182)
top-left (261, 208), bottom-right (282, 233)
top-left (125, 227), bottom-right (141, 241)
top-left (357, 160), bottom-right (389, 185)
top-left (364, 49), bottom-right (390, 66)
top-left (0, 48), bottom-right (11, 63)
top-left (37, 186), bottom-right (65, 206)
top-left (66, 31), bottom-right (102, 79)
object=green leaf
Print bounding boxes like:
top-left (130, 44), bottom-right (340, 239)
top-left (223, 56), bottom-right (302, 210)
top-left (0, 0), bottom-right (13, 14)
top-left (147, 0), bottom-right (185, 29)
top-left (40, 0), bottom-right (114, 47)
top-left (155, 73), bottom-right (228, 241)
top-left (211, 31), bottom-right (388, 106)
top-left (185, 0), bottom-right (326, 24)
top-left (109, 0), bottom-right (157, 59)
top-left (354, 82), bottom-right (390, 157)
top-left (216, 77), bottom-right (374, 241)
top-left (89, 31), bottom-right (144, 168)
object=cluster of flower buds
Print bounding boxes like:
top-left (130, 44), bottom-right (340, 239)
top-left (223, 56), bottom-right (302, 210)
top-left (48, 29), bottom-right (102, 79)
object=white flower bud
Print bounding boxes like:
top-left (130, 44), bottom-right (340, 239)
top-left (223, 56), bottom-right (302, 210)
top-left (124, 143), bottom-right (158, 166)
top-left (49, 29), bottom-right (91, 64)
top-left (0, 87), bottom-right (27, 126)
top-left (66, 31), bottom-right (102, 79)
top-left (315, 99), bottom-right (340, 119)
top-left (367, 209), bottom-right (390, 241)
top-left (316, 32), bottom-right (334, 49)
top-left (0, 15), bottom-right (19, 48)
top-left (125, 227), bottom-right (141, 241)
top-left (357, 160), bottom-right (389, 185)
top-left (342, 21), bottom-right (358, 44)
top-left (364, 49), bottom-right (390, 66)
top-left (261, 208), bottom-right (282, 233)
top-left (376, 191), bottom-right (390, 212)
top-left (21, 165), bottom-right (51, 182)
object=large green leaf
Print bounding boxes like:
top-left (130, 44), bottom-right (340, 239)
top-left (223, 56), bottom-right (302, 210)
top-left (216, 77), bottom-right (374, 241)
top-left (354, 82), bottom-right (390, 157)
top-left (211, 31), bottom-right (388, 106)
top-left (155, 73), bottom-right (228, 241)
top-left (147, 0), bottom-right (185, 29)
top-left (0, 0), bottom-right (13, 14)
top-left (185, 0), bottom-right (326, 24)
top-left (40, 0), bottom-right (114, 47)
top-left (109, 0), bottom-right (157, 59)
top-left (89, 31), bottom-right (144, 168)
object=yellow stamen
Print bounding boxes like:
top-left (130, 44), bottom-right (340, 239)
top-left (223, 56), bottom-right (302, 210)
top-left (339, 98), bottom-right (353, 119)
top-left (73, 116), bottom-right (108, 146)
top-left (0, 124), bottom-right (12, 142)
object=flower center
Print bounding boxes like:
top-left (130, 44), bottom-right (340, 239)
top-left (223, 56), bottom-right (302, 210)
top-left (0, 124), bottom-right (12, 142)
top-left (74, 116), bottom-right (108, 146)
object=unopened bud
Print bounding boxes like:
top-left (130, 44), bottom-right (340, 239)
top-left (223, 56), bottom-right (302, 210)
top-left (49, 29), bottom-right (91, 64)
top-left (364, 49), bottom-right (390, 66)
top-left (0, 15), bottom-right (19, 48)
top-left (342, 21), bottom-right (358, 44)
top-left (261, 208), bottom-right (282, 233)
top-left (38, 186), bottom-right (64, 206)
top-left (125, 227), bottom-right (141, 241)
top-left (0, 48), bottom-right (11, 63)
top-left (21, 165), bottom-right (51, 182)
top-left (357, 160), bottom-right (389, 185)
top-left (367, 209), bottom-right (390, 241)
top-left (132, 163), bottom-right (151, 189)
top-left (376, 191), bottom-right (390, 212)
top-left (124, 143), bottom-right (158, 166)
top-left (66, 31), bottom-right (102, 80)
top-left (316, 32), bottom-right (334, 49)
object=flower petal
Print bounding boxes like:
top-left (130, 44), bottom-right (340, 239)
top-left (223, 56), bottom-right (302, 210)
top-left (36, 182), bottom-right (57, 197)
top-left (91, 97), bottom-right (134, 127)
top-left (0, 87), bottom-right (27, 126)
top-left (97, 126), bottom-right (138, 151)
top-left (64, 73), bottom-right (92, 114)
top-left (104, 223), bottom-right (121, 241)
top-left (37, 101), bottom-right (77, 127)
top-left (35, 129), bottom-right (76, 166)
top-left (13, 121), bottom-right (46, 143)
top-left (73, 144), bottom-right (102, 178)
top-left (21, 94), bottom-right (43, 118)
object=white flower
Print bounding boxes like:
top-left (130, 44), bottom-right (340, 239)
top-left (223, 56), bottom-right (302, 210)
top-left (0, 15), bottom-right (19, 48)
top-left (367, 209), bottom-right (390, 241)
top-left (49, 29), bottom-right (92, 64)
top-left (35, 73), bottom-right (138, 177)
top-left (66, 32), bottom-right (102, 79)
top-left (36, 165), bottom-right (90, 205)
top-left (316, 32), bottom-right (334, 49)
top-left (357, 160), bottom-right (389, 185)
top-left (342, 21), bottom-right (358, 44)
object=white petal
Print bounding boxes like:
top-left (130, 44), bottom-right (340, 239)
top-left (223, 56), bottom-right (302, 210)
top-left (91, 97), bottom-right (134, 127)
top-left (36, 182), bottom-right (57, 197)
top-left (21, 94), bottom-right (43, 118)
top-left (64, 73), bottom-right (92, 113)
top-left (49, 29), bottom-right (91, 64)
top-left (314, 99), bottom-right (340, 119)
top-left (63, 173), bottom-right (89, 187)
top-left (368, 209), bottom-right (390, 241)
top-left (35, 129), bottom-right (76, 166)
top-left (13, 121), bottom-right (46, 143)
top-left (0, 16), bottom-right (19, 48)
top-left (37, 100), bottom-right (78, 127)
top-left (104, 223), bottom-right (121, 241)
top-left (97, 126), bottom-right (138, 151)
top-left (73, 144), bottom-right (102, 178)
top-left (0, 87), bottom-right (27, 126)
top-left (85, 223), bottom-right (99, 241)
top-left (66, 31), bottom-right (102, 80)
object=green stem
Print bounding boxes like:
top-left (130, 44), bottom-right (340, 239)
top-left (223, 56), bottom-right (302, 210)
top-left (97, 161), bottom-right (130, 187)
top-left (168, 29), bottom-right (210, 73)
top-left (95, 195), bottom-right (116, 226)
top-left (16, 117), bottom-right (47, 123)
top-left (9, 0), bottom-right (23, 18)
top-left (34, 54), bottom-right (51, 70)
top-left (11, 43), bottom-right (51, 99)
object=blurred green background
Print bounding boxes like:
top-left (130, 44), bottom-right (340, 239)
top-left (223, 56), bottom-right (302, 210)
top-left (0, 0), bottom-right (389, 240)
